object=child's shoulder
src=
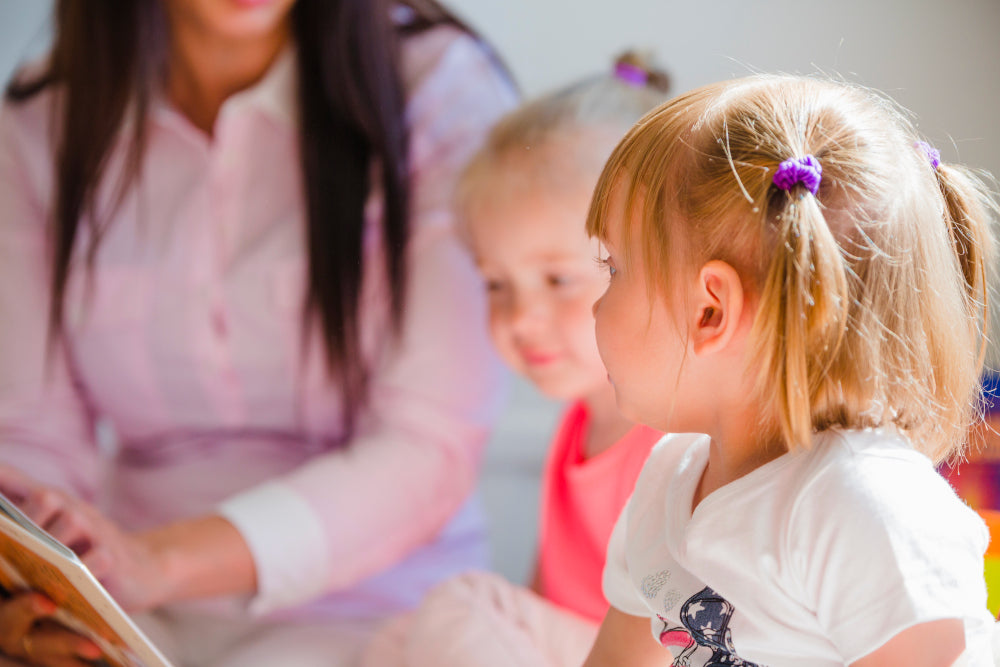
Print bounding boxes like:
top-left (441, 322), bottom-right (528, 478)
top-left (788, 428), bottom-right (987, 552)
top-left (782, 429), bottom-right (992, 657)
top-left (797, 428), bottom-right (946, 496)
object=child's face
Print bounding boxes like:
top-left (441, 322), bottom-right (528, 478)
top-left (466, 177), bottom-right (610, 400)
top-left (592, 207), bottom-right (689, 431)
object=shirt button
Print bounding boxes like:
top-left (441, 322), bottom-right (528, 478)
top-left (212, 307), bottom-right (228, 339)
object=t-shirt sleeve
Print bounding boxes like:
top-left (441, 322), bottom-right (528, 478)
top-left (602, 495), bottom-right (652, 617)
top-left (790, 449), bottom-right (989, 663)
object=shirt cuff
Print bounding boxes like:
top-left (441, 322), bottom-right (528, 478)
top-left (217, 480), bottom-right (332, 615)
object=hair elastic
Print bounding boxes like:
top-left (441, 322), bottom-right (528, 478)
top-left (772, 155), bottom-right (822, 195)
top-left (614, 61), bottom-right (648, 87)
top-left (915, 141), bottom-right (941, 170)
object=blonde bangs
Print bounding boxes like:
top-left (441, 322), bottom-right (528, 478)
top-left (586, 88), bottom-right (723, 291)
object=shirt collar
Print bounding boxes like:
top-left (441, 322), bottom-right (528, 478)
top-left (151, 44), bottom-right (298, 131)
top-left (220, 44), bottom-right (297, 128)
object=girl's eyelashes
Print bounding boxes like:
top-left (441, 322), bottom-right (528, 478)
top-left (596, 257), bottom-right (617, 277)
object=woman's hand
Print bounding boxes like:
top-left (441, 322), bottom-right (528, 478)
top-left (0, 465), bottom-right (172, 613)
top-left (0, 464), bottom-right (257, 621)
top-left (0, 592), bottom-right (102, 667)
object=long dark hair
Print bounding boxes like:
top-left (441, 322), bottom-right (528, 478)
top-left (6, 0), bottom-right (480, 437)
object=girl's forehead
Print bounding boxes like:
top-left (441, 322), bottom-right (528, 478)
top-left (594, 182), bottom-right (641, 248)
top-left (467, 193), bottom-right (600, 263)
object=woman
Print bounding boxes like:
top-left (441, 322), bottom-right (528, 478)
top-left (0, 0), bottom-right (516, 664)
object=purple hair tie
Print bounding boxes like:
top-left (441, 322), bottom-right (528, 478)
top-left (614, 61), bottom-right (648, 87)
top-left (772, 155), bottom-right (823, 196)
top-left (915, 141), bottom-right (941, 169)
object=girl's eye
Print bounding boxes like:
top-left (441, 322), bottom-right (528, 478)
top-left (597, 257), bottom-right (617, 277)
top-left (547, 274), bottom-right (572, 288)
top-left (484, 278), bottom-right (505, 293)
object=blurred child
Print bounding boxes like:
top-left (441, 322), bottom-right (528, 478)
top-left (581, 74), bottom-right (998, 666)
top-left (359, 54), bottom-right (670, 667)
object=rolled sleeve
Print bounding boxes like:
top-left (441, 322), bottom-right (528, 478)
top-left (217, 480), bottom-right (332, 614)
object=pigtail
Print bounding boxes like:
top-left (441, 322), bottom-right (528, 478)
top-left (613, 51), bottom-right (671, 93)
top-left (933, 162), bottom-right (996, 335)
top-left (754, 185), bottom-right (849, 450)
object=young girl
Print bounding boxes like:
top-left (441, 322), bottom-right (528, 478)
top-left (360, 55), bottom-right (669, 667)
top-left (582, 75), bottom-right (997, 666)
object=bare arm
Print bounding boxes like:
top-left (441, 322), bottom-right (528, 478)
top-left (583, 606), bottom-right (671, 667)
top-left (849, 619), bottom-right (965, 667)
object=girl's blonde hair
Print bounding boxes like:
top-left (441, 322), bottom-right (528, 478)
top-left (587, 74), bottom-right (998, 462)
top-left (457, 52), bottom-right (670, 218)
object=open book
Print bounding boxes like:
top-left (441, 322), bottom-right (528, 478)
top-left (0, 492), bottom-right (173, 667)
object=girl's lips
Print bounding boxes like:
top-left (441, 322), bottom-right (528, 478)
top-left (521, 350), bottom-right (560, 366)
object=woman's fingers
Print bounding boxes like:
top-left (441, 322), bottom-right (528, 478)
top-left (17, 489), bottom-right (104, 562)
top-left (0, 476), bottom-right (106, 562)
top-left (0, 594), bottom-right (103, 667)
top-left (21, 621), bottom-right (102, 667)
top-left (0, 592), bottom-right (54, 657)
top-left (39, 509), bottom-right (95, 557)
top-left (21, 488), bottom-right (72, 532)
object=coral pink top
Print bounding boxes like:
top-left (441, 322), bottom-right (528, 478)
top-left (537, 400), bottom-right (662, 623)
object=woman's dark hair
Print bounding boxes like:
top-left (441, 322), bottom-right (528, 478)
top-left (6, 0), bottom-right (487, 438)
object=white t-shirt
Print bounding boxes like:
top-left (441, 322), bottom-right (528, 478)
top-left (604, 429), bottom-right (994, 666)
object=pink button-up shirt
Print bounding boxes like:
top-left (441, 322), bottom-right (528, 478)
top-left (0, 26), bottom-right (516, 618)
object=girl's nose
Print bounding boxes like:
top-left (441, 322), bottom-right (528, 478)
top-left (592, 296), bottom-right (602, 318)
top-left (508, 291), bottom-right (546, 334)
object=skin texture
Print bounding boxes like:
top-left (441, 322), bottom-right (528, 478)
top-left (583, 201), bottom-right (967, 667)
top-left (0, 1), bottom-right (292, 664)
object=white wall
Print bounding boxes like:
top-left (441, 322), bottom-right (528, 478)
top-left (448, 0), bottom-right (1000, 185)
top-left (0, 1), bottom-right (51, 84)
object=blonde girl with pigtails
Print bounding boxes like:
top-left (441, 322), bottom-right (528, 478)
top-left (583, 75), bottom-right (998, 667)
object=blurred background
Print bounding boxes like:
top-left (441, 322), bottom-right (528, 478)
top-left (1, 0), bottom-right (998, 585)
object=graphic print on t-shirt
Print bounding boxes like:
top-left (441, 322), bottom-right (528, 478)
top-left (656, 586), bottom-right (760, 667)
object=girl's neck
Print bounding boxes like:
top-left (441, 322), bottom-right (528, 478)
top-left (581, 383), bottom-right (634, 460)
top-left (692, 408), bottom-right (786, 510)
top-left (165, 19), bottom-right (291, 136)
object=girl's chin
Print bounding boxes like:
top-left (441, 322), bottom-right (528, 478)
top-left (526, 373), bottom-right (606, 403)
top-left (231, 0), bottom-right (277, 8)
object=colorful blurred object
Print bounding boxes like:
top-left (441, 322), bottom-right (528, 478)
top-left (941, 370), bottom-right (1000, 616)
top-left (981, 510), bottom-right (1000, 617)
top-left (944, 461), bottom-right (1000, 513)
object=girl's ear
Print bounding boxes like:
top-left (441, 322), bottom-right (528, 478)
top-left (691, 260), bottom-right (746, 357)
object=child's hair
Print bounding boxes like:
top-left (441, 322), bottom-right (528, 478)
top-left (456, 52), bottom-right (670, 218)
top-left (587, 74), bottom-right (998, 462)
